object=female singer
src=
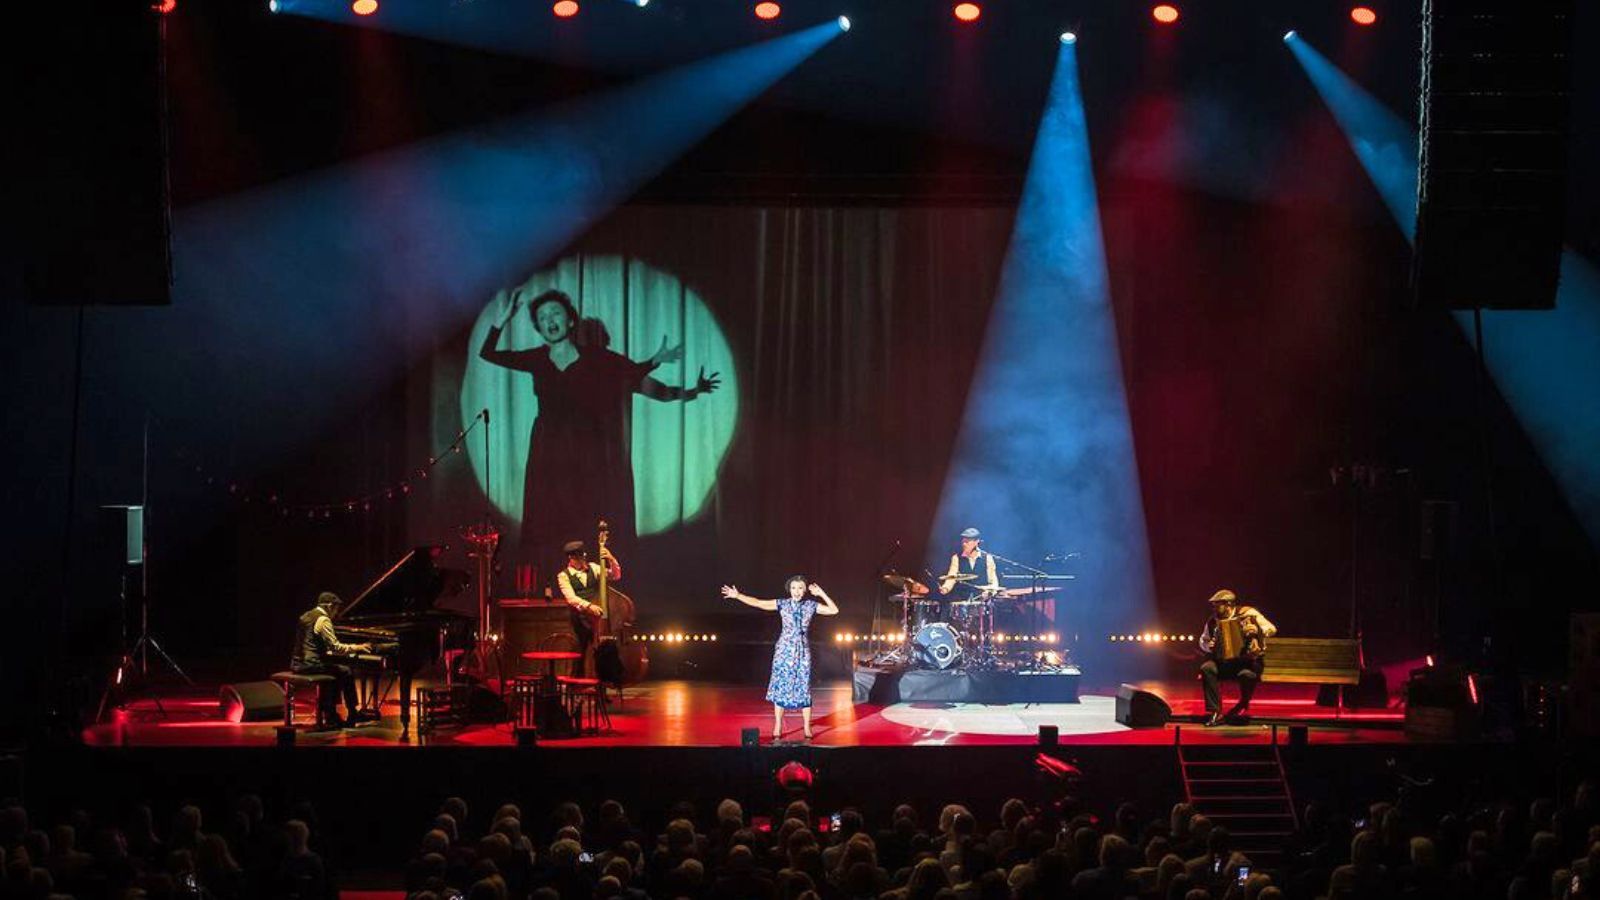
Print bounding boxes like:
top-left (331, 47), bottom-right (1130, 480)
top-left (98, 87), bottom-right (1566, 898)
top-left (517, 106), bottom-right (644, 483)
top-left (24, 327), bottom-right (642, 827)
top-left (721, 577), bottom-right (839, 741)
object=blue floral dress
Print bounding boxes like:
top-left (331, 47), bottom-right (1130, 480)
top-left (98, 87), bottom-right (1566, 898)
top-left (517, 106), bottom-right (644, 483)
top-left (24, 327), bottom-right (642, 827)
top-left (765, 597), bottom-right (816, 709)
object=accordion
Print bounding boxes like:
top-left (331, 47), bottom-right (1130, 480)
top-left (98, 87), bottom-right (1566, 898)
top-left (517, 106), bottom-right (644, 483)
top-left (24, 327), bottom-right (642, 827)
top-left (1216, 617), bottom-right (1260, 660)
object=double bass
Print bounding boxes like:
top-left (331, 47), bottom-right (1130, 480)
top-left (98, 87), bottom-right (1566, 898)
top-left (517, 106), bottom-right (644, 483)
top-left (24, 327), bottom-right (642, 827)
top-left (593, 520), bottom-right (649, 685)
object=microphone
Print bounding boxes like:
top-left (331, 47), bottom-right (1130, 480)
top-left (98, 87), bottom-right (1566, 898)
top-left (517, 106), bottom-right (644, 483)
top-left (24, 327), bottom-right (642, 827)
top-left (482, 408), bottom-right (491, 425)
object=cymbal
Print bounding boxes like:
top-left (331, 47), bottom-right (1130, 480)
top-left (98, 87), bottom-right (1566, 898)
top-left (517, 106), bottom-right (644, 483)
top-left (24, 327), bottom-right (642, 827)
top-left (882, 574), bottom-right (930, 595)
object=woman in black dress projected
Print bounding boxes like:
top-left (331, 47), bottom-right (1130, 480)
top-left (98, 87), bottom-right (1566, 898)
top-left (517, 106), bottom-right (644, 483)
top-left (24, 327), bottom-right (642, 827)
top-left (480, 288), bottom-right (720, 572)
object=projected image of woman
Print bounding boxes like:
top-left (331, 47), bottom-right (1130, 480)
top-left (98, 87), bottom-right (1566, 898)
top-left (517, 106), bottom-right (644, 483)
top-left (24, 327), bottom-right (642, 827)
top-left (480, 288), bottom-right (720, 571)
top-left (720, 577), bottom-right (839, 742)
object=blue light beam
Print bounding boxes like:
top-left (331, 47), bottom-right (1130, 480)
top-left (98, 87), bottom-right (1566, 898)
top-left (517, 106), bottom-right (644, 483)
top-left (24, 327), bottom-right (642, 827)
top-left (1288, 34), bottom-right (1600, 543)
top-left (930, 40), bottom-right (1156, 641)
top-left (112, 23), bottom-right (841, 473)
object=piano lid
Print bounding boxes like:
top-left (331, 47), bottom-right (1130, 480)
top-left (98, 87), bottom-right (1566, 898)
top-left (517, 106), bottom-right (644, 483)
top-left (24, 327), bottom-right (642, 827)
top-left (339, 545), bottom-right (471, 620)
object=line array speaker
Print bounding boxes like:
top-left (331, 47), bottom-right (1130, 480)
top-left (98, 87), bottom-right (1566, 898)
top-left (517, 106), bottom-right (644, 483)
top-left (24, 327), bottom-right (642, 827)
top-left (1413, 0), bottom-right (1573, 309)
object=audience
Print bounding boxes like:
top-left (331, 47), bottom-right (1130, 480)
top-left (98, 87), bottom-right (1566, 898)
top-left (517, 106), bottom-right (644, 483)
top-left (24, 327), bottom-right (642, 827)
top-left (3, 774), bottom-right (1597, 900)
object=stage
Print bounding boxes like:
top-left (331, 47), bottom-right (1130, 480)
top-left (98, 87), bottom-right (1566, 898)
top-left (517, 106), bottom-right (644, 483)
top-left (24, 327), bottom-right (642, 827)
top-left (85, 677), bottom-right (1410, 749)
top-left (41, 675), bottom-right (1529, 879)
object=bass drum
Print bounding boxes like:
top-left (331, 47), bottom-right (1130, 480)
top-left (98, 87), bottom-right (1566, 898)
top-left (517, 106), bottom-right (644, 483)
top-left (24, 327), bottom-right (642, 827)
top-left (912, 622), bottom-right (963, 670)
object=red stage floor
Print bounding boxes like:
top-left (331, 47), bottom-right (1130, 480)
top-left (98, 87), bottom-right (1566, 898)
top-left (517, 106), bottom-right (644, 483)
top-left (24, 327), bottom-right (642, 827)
top-left (84, 678), bottom-right (1410, 748)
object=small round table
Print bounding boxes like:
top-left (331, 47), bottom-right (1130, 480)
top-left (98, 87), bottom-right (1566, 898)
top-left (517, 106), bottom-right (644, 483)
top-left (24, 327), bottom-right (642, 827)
top-left (520, 650), bottom-right (583, 683)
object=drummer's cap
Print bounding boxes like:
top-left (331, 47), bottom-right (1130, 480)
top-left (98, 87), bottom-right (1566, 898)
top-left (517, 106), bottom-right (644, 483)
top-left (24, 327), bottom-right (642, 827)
top-left (562, 540), bottom-right (587, 556)
top-left (1207, 589), bottom-right (1237, 605)
top-left (959, 527), bottom-right (981, 540)
top-left (316, 591), bottom-right (342, 610)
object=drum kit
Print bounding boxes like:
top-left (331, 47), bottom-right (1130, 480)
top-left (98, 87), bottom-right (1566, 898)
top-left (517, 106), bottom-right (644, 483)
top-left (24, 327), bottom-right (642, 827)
top-left (877, 572), bottom-right (1070, 671)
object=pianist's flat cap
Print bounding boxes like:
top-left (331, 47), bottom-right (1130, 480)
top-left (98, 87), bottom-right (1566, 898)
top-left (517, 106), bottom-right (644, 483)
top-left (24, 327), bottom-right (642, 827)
top-left (317, 591), bottom-right (342, 608)
top-left (562, 540), bottom-right (587, 555)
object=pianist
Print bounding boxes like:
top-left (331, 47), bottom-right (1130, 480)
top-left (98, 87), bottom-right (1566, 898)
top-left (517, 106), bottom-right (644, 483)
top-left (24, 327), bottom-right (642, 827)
top-left (292, 592), bottom-right (376, 728)
top-left (1196, 588), bottom-right (1277, 726)
top-left (555, 540), bottom-right (622, 676)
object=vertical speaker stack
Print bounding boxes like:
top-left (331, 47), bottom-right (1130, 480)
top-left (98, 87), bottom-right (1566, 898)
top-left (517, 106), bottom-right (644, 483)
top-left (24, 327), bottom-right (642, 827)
top-left (1571, 614), bottom-right (1600, 738)
top-left (1414, 0), bottom-right (1574, 310)
top-left (25, 0), bottom-right (172, 306)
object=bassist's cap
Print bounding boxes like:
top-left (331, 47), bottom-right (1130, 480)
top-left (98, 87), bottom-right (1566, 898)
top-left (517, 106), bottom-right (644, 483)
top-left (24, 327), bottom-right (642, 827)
top-left (562, 540), bottom-right (588, 556)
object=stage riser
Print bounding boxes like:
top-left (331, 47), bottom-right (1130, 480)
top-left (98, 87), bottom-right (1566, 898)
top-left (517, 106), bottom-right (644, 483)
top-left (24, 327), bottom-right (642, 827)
top-left (853, 667), bottom-right (1081, 704)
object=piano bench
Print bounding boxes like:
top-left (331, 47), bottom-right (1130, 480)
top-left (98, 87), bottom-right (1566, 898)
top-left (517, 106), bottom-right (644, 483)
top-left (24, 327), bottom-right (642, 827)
top-left (270, 672), bottom-right (337, 729)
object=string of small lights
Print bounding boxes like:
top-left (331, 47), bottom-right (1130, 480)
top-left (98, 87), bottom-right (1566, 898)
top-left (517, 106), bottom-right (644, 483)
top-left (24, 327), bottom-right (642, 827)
top-left (174, 411), bottom-right (484, 520)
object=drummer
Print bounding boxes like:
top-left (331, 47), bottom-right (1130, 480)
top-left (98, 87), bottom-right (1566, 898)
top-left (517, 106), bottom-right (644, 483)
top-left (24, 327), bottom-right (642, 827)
top-left (939, 527), bottom-right (1001, 605)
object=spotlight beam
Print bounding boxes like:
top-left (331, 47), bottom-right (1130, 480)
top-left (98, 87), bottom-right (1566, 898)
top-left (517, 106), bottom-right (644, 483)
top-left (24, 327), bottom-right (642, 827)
top-left (136, 25), bottom-right (841, 473)
top-left (1288, 34), bottom-right (1600, 544)
top-left (931, 40), bottom-right (1155, 646)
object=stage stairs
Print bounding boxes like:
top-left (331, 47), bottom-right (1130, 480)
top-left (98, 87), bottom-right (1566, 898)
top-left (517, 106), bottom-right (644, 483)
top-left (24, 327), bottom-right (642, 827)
top-left (1175, 727), bottom-right (1299, 867)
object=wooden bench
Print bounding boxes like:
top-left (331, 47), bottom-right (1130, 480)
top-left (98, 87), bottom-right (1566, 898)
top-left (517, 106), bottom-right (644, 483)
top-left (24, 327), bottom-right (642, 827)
top-left (269, 671), bottom-right (336, 729)
top-left (1259, 638), bottom-right (1362, 685)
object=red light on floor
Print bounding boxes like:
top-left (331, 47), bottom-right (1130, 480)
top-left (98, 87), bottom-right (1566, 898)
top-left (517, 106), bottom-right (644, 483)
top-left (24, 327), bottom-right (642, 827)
top-left (552, 0), bottom-right (579, 17)
top-left (1350, 6), bottom-right (1377, 25)
top-left (953, 3), bottom-right (981, 22)
top-left (754, 1), bottom-right (780, 19)
top-left (351, 0), bottom-right (377, 14)
top-left (1466, 673), bottom-right (1479, 705)
top-left (1152, 4), bottom-right (1179, 24)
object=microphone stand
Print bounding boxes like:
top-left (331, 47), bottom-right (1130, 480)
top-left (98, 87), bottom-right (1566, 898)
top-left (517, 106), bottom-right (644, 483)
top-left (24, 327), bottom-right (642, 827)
top-left (989, 550), bottom-right (1075, 669)
top-left (866, 539), bottom-right (902, 667)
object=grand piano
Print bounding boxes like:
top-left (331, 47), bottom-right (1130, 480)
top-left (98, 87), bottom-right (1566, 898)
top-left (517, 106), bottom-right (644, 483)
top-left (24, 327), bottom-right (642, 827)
top-left (334, 545), bottom-right (474, 734)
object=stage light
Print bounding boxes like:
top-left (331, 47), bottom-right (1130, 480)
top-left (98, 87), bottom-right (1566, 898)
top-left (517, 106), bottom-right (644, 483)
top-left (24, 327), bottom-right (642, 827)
top-left (1350, 6), bottom-right (1377, 25)
top-left (153, 0), bottom-right (176, 12)
top-left (635, 0), bottom-right (649, 5)
top-left (1283, 29), bottom-right (1297, 42)
top-left (953, 3), bottom-right (980, 22)
top-left (837, 15), bottom-right (850, 31)
top-left (776, 760), bottom-right (814, 792)
top-left (1060, 32), bottom-right (1076, 44)
top-left (553, 0), bottom-right (579, 17)
top-left (754, 1), bottom-right (780, 20)
top-left (351, 0), bottom-right (376, 14)
top-left (268, 0), bottom-right (279, 11)
top-left (1152, 4), bottom-right (1179, 24)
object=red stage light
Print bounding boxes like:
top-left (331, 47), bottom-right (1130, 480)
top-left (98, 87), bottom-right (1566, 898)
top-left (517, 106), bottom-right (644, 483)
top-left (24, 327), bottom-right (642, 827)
top-left (776, 761), bottom-right (814, 791)
top-left (754, 1), bottom-right (780, 20)
top-left (153, 0), bottom-right (176, 13)
top-left (1350, 6), bottom-right (1377, 25)
top-left (1152, 4), bottom-right (1179, 24)
top-left (351, 0), bottom-right (377, 14)
top-left (552, 0), bottom-right (579, 17)
top-left (953, 2), bottom-right (981, 22)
